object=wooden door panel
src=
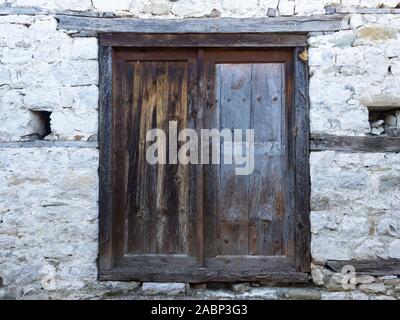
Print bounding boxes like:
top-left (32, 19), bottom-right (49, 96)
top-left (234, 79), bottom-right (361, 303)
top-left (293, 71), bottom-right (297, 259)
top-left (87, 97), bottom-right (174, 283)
top-left (113, 56), bottom-right (198, 263)
top-left (205, 61), bottom-right (290, 263)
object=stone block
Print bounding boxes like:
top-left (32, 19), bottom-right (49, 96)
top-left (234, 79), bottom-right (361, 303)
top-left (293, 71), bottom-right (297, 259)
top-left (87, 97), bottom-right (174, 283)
top-left (142, 282), bottom-right (186, 295)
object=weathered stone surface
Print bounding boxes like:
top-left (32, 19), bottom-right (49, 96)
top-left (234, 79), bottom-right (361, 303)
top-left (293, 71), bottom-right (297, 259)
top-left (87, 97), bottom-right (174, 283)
top-left (359, 283), bottom-right (387, 294)
top-left (0, 147), bottom-right (99, 297)
top-left (388, 239), bottom-right (400, 258)
top-left (1, 0), bottom-right (400, 301)
top-left (237, 288), bottom-right (278, 300)
top-left (311, 265), bottom-right (325, 286)
top-left (321, 291), bottom-right (350, 300)
top-left (355, 275), bottom-right (375, 285)
top-left (141, 283), bottom-right (186, 295)
top-left (231, 283), bottom-right (251, 294)
top-left (311, 151), bottom-right (400, 262)
top-left (285, 289), bottom-right (321, 300)
top-left (0, 16), bottom-right (99, 142)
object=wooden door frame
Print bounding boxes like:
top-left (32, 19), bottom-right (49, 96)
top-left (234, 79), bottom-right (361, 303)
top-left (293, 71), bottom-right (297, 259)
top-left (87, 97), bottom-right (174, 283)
top-left (98, 34), bottom-right (311, 283)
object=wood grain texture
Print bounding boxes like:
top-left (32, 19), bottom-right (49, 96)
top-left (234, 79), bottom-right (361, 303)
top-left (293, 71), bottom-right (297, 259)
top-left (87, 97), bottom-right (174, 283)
top-left (311, 134), bottom-right (400, 153)
top-left (57, 15), bottom-right (350, 37)
top-left (100, 33), bottom-right (308, 47)
top-left (249, 64), bottom-right (285, 256)
top-left (99, 267), bottom-right (311, 283)
top-left (294, 47), bottom-right (311, 272)
top-left (99, 43), bottom-right (312, 282)
top-left (98, 45), bottom-right (113, 271)
top-left (218, 63), bottom-right (252, 256)
top-left (326, 259), bottom-right (400, 276)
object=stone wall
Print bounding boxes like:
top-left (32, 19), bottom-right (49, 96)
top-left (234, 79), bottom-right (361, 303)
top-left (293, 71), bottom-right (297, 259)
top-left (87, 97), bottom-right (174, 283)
top-left (0, 0), bottom-right (400, 300)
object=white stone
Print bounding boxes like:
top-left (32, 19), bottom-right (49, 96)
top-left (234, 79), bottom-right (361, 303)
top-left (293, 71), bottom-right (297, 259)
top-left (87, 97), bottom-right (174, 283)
top-left (143, 2), bottom-right (171, 16)
top-left (377, 218), bottom-right (399, 237)
top-left (388, 240), bottom-right (400, 259)
top-left (312, 235), bottom-right (354, 261)
top-left (359, 283), bottom-right (387, 294)
top-left (355, 238), bottom-right (386, 259)
top-left (71, 38), bottom-right (98, 60)
top-left (321, 292), bottom-right (350, 300)
top-left (371, 127), bottom-right (385, 135)
top-left (355, 275), bottom-right (375, 284)
top-left (350, 14), bottom-right (364, 29)
top-left (311, 265), bottom-right (325, 286)
top-left (371, 120), bottom-right (385, 128)
top-left (278, 0), bottom-right (295, 16)
top-left (142, 282), bottom-right (186, 295)
top-left (237, 288), bottom-right (278, 299)
top-left (0, 67), bottom-right (11, 85)
top-left (339, 216), bottom-right (368, 238)
top-left (295, 0), bottom-right (325, 15)
top-left (92, 0), bottom-right (133, 12)
top-left (171, 0), bottom-right (222, 18)
top-left (385, 114), bottom-right (397, 127)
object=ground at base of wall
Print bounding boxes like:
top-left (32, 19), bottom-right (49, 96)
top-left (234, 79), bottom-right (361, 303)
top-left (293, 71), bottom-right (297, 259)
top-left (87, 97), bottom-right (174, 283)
top-left (2, 280), bottom-right (399, 300)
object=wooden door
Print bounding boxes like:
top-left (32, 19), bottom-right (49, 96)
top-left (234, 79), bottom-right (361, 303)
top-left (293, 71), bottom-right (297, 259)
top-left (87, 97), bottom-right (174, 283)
top-left (99, 46), bottom-right (310, 283)
top-left (203, 50), bottom-right (297, 273)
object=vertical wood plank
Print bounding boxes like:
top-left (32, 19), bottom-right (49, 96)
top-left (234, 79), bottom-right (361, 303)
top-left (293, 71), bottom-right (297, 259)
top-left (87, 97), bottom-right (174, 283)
top-left (99, 45), bottom-right (113, 270)
top-left (127, 62), bottom-right (158, 254)
top-left (294, 47), bottom-right (311, 272)
top-left (112, 58), bottom-right (128, 259)
top-left (249, 63), bottom-right (285, 256)
top-left (218, 63), bottom-right (252, 256)
top-left (203, 61), bottom-right (220, 258)
top-left (196, 49), bottom-right (205, 266)
top-left (187, 58), bottom-right (199, 258)
top-left (155, 62), bottom-right (189, 254)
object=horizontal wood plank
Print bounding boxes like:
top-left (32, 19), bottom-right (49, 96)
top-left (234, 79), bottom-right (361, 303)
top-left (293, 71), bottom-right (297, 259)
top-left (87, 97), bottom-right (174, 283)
top-left (326, 259), bottom-right (400, 276)
top-left (99, 268), bottom-right (311, 283)
top-left (311, 134), bottom-right (400, 153)
top-left (57, 15), bottom-right (350, 37)
top-left (100, 33), bottom-right (308, 47)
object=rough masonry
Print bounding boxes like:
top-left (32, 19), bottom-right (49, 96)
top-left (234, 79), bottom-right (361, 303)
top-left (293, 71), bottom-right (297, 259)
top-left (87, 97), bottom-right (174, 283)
top-left (0, 0), bottom-right (400, 300)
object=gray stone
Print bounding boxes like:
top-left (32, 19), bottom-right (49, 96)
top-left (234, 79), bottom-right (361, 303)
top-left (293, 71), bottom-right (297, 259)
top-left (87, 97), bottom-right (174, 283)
top-left (141, 282), bottom-right (186, 296)
top-left (237, 288), bottom-right (278, 300)
top-left (321, 291), bottom-right (350, 300)
top-left (311, 266), bottom-right (325, 286)
top-left (143, 3), bottom-right (171, 16)
top-left (359, 283), bottom-right (387, 294)
top-left (355, 275), bottom-right (375, 285)
top-left (267, 8), bottom-right (277, 17)
top-left (324, 5), bottom-right (336, 15)
top-left (285, 289), bottom-right (321, 300)
top-left (231, 283), bottom-right (251, 294)
top-left (380, 176), bottom-right (400, 193)
top-left (388, 240), bottom-right (400, 259)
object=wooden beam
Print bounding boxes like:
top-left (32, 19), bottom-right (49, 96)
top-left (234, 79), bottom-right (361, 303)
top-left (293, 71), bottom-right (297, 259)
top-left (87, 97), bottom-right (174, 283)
top-left (311, 134), bottom-right (400, 153)
top-left (99, 33), bottom-right (308, 47)
top-left (98, 45), bottom-right (114, 271)
top-left (57, 15), bottom-right (350, 37)
top-left (326, 259), bottom-right (400, 276)
top-left (294, 47), bottom-right (311, 272)
top-left (336, 8), bottom-right (400, 15)
top-left (99, 268), bottom-right (311, 283)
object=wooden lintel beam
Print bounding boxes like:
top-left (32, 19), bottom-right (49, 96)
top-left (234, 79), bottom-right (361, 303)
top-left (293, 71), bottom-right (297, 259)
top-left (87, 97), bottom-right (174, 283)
top-left (57, 15), bottom-right (350, 37)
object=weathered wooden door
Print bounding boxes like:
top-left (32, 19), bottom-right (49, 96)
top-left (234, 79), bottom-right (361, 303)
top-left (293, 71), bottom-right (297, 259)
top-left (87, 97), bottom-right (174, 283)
top-left (99, 45), bottom-right (310, 283)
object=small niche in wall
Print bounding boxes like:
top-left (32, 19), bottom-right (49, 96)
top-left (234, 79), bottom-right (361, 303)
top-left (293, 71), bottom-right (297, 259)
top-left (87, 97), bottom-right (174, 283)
top-left (22, 110), bottom-right (52, 141)
top-left (368, 108), bottom-right (400, 137)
